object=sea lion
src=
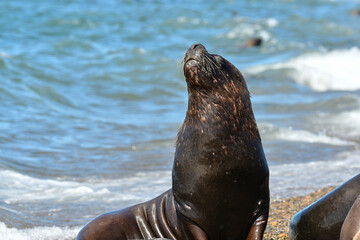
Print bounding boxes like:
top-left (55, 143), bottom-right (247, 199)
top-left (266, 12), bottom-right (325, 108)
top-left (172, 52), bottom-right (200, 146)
top-left (242, 38), bottom-right (262, 48)
top-left (289, 174), bottom-right (360, 240)
top-left (340, 195), bottom-right (360, 240)
top-left (76, 43), bottom-right (270, 240)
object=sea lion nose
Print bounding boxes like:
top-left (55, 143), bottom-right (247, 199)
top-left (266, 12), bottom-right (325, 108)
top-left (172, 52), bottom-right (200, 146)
top-left (191, 43), bottom-right (200, 49)
top-left (185, 43), bottom-right (207, 62)
top-left (190, 43), bottom-right (201, 49)
top-left (190, 43), bottom-right (206, 52)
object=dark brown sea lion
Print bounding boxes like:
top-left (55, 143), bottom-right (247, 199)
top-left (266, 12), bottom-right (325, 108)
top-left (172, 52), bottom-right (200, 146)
top-left (289, 174), bottom-right (360, 240)
top-left (76, 43), bottom-right (270, 240)
top-left (242, 38), bottom-right (262, 48)
top-left (340, 195), bottom-right (360, 240)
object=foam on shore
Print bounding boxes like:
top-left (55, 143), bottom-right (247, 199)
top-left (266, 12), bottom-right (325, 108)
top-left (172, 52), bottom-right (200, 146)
top-left (248, 47), bottom-right (360, 92)
top-left (0, 222), bottom-right (80, 240)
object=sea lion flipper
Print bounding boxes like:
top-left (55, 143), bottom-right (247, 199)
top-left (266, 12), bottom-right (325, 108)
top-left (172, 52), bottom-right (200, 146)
top-left (76, 209), bottom-right (144, 240)
top-left (340, 195), bottom-right (360, 240)
top-left (246, 212), bottom-right (268, 240)
top-left (289, 174), bottom-right (360, 240)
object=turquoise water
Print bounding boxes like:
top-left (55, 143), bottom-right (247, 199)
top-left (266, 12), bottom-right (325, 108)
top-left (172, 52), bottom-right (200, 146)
top-left (1, 0), bottom-right (360, 239)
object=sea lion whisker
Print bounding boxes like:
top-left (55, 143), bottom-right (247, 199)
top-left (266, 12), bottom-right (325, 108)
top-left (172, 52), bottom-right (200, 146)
top-left (205, 56), bottom-right (227, 77)
top-left (203, 54), bottom-right (218, 76)
top-left (177, 57), bottom-right (185, 68)
top-left (208, 54), bottom-right (226, 78)
top-left (205, 56), bottom-right (227, 79)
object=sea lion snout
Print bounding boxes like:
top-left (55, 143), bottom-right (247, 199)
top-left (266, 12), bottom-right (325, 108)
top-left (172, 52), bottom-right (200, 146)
top-left (184, 43), bottom-right (207, 63)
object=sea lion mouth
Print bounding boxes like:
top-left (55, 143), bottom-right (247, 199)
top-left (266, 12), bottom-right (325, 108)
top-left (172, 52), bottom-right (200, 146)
top-left (184, 59), bottom-right (201, 86)
top-left (184, 57), bottom-right (196, 64)
top-left (184, 58), bottom-right (198, 68)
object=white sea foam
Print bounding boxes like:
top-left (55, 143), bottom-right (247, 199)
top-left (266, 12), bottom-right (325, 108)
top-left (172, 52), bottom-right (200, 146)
top-left (221, 17), bottom-right (277, 42)
top-left (248, 47), bottom-right (360, 91)
top-left (257, 30), bottom-right (272, 42)
top-left (266, 18), bottom-right (278, 28)
top-left (0, 170), bottom-right (171, 204)
top-left (260, 123), bottom-right (354, 146)
top-left (315, 108), bottom-right (360, 139)
top-left (0, 222), bottom-right (80, 240)
top-left (225, 24), bottom-right (256, 39)
top-left (270, 150), bottom-right (360, 198)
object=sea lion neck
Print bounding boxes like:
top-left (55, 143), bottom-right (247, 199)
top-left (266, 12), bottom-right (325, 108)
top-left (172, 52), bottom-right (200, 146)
top-left (183, 76), bottom-right (258, 138)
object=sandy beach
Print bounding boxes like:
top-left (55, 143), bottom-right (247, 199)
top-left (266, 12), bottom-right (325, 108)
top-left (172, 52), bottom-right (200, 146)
top-left (264, 186), bottom-right (336, 240)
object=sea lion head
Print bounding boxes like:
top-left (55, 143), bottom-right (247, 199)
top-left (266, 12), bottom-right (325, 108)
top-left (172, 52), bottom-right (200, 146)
top-left (181, 43), bottom-right (253, 127)
top-left (183, 43), bottom-right (245, 93)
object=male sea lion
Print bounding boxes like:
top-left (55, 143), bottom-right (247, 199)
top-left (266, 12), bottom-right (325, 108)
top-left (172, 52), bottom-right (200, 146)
top-left (289, 174), bottom-right (360, 240)
top-left (340, 195), bottom-right (360, 240)
top-left (77, 43), bottom-right (270, 240)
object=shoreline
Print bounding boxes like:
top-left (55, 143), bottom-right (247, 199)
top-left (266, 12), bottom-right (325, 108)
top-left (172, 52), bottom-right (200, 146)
top-left (264, 186), bottom-right (336, 239)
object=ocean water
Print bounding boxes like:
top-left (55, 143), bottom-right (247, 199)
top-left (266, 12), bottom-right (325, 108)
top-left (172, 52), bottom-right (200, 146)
top-left (1, 0), bottom-right (360, 239)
